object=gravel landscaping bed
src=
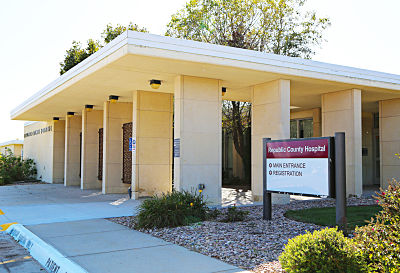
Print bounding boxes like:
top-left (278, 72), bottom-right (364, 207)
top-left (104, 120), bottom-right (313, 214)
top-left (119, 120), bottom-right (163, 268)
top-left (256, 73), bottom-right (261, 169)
top-left (109, 197), bottom-right (375, 272)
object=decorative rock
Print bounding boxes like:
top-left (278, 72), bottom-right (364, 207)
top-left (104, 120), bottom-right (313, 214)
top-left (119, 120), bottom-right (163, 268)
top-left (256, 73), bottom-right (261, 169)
top-left (109, 197), bottom-right (375, 272)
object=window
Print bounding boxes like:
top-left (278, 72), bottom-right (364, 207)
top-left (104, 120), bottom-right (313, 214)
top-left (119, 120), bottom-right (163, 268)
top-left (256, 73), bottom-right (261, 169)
top-left (290, 118), bottom-right (313, 139)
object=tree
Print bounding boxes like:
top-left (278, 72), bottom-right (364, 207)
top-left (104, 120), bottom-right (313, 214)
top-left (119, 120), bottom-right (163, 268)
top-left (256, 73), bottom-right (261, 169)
top-left (166, 0), bottom-right (330, 58)
top-left (60, 22), bottom-right (148, 75)
top-left (222, 101), bottom-right (252, 181)
top-left (167, 0), bottom-right (330, 182)
top-left (102, 22), bottom-right (148, 44)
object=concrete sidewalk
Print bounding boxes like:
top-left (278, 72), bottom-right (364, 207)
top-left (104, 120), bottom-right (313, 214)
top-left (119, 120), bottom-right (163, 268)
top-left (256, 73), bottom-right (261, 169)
top-left (25, 219), bottom-right (242, 273)
top-left (0, 184), bottom-right (140, 225)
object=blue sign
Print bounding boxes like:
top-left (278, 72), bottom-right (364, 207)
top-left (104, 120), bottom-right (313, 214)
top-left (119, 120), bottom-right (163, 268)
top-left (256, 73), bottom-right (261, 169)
top-left (129, 138), bottom-right (136, 152)
top-left (174, 138), bottom-right (180, 157)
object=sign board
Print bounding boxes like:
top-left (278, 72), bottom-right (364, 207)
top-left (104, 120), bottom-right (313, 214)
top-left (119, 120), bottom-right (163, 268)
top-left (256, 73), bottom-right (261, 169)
top-left (174, 138), bottom-right (180, 157)
top-left (264, 137), bottom-right (334, 197)
top-left (129, 138), bottom-right (136, 152)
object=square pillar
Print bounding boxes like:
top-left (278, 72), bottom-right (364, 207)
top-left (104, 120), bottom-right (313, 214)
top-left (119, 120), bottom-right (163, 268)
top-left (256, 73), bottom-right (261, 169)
top-left (322, 89), bottom-right (362, 196)
top-left (379, 98), bottom-right (400, 188)
top-left (81, 110), bottom-right (103, 190)
top-left (53, 120), bottom-right (65, 183)
top-left (64, 115), bottom-right (82, 186)
top-left (131, 91), bottom-right (173, 198)
top-left (102, 102), bottom-right (132, 194)
top-left (251, 79), bottom-right (291, 203)
top-left (174, 76), bottom-right (222, 205)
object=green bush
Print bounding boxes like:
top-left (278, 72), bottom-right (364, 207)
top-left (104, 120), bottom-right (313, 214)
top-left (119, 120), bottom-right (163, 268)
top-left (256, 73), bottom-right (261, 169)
top-left (354, 180), bottom-right (400, 272)
top-left (279, 227), bottom-right (367, 273)
top-left (205, 208), bottom-right (221, 220)
top-left (221, 206), bottom-right (249, 222)
top-left (0, 149), bottom-right (37, 185)
top-left (135, 190), bottom-right (208, 229)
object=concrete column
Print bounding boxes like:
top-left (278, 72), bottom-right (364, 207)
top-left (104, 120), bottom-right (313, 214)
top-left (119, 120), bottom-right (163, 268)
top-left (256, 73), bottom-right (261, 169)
top-left (174, 76), bottom-right (222, 205)
top-left (102, 102), bottom-right (132, 194)
top-left (52, 120), bottom-right (65, 183)
top-left (322, 89), bottom-right (362, 196)
top-left (81, 110), bottom-right (103, 190)
top-left (379, 98), bottom-right (400, 188)
top-left (131, 91), bottom-right (173, 198)
top-left (251, 79), bottom-right (291, 204)
top-left (64, 115), bottom-right (82, 186)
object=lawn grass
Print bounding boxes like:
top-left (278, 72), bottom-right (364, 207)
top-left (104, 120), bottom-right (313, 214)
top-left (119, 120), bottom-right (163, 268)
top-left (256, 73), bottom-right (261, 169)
top-left (285, 205), bottom-right (381, 230)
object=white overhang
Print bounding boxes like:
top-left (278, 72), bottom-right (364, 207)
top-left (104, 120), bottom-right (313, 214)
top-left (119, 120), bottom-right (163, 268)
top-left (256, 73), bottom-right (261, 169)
top-left (11, 30), bottom-right (400, 121)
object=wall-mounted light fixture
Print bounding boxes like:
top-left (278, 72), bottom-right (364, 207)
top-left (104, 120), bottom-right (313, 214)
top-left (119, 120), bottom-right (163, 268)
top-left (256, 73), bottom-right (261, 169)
top-left (53, 117), bottom-right (60, 123)
top-left (85, 105), bottom-right (94, 112)
top-left (109, 95), bottom-right (119, 103)
top-left (150, 79), bottom-right (161, 89)
top-left (222, 87), bottom-right (227, 96)
top-left (67, 112), bottom-right (75, 117)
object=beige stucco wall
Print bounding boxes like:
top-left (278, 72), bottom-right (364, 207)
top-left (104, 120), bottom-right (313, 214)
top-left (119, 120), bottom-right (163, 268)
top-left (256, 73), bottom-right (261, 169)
top-left (174, 76), bottom-right (222, 205)
top-left (322, 89), bottom-right (362, 196)
top-left (53, 120), bottom-right (65, 183)
top-left (64, 115), bottom-right (82, 186)
top-left (251, 79), bottom-right (290, 204)
top-left (102, 102), bottom-right (132, 194)
top-left (132, 91), bottom-right (173, 198)
top-left (290, 108), bottom-right (321, 137)
top-left (14, 144), bottom-right (23, 157)
top-left (81, 110), bottom-right (103, 189)
top-left (23, 121), bottom-right (64, 183)
top-left (0, 144), bottom-right (23, 157)
top-left (379, 98), bottom-right (400, 188)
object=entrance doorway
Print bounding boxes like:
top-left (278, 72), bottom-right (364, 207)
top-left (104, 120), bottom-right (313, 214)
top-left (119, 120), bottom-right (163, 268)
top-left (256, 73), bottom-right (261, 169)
top-left (290, 118), bottom-right (313, 139)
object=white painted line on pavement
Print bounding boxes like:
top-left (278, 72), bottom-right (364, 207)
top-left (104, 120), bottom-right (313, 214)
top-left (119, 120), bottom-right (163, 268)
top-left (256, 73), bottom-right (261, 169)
top-left (7, 224), bottom-right (88, 273)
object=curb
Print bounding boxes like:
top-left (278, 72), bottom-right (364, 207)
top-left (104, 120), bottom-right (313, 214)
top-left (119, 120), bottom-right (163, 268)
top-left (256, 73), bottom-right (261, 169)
top-left (6, 224), bottom-right (88, 273)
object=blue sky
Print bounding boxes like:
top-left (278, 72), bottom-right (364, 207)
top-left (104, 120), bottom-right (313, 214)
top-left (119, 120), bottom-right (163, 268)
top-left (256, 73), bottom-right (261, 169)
top-left (0, 0), bottom-right (399, 142)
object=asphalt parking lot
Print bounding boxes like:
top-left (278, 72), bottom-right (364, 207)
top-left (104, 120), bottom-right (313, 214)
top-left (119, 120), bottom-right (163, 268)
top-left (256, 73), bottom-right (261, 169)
top-left (0, 232), bottom-right (44, 273)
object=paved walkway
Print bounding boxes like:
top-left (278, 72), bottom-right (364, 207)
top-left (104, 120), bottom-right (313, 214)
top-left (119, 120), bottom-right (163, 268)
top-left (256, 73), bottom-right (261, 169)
top-left (0, 184), bottom-right (139, 225)
top-left (25, 219), bottom-right (241, 273)
top-left (0, 184), bottom-right (244, 272)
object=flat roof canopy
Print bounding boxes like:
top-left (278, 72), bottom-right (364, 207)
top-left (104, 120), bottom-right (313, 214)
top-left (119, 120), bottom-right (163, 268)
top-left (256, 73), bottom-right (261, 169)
top-left (11, 31), bottom-right (400, 121)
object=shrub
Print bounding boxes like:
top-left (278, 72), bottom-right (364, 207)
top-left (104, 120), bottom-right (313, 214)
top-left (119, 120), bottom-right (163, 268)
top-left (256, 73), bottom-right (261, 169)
top-left (279, 227), bottom-right (367, 273)
top-left (0, 149), bottom-right (37, 185)
top-left (205, 208), bottom-right (221, 220)
top-left (354, 180), bottom-right (400, 272)
top-left (135, 190), bottom-right (208, 229)
top-left (221, 205), bottom-right (249, 222)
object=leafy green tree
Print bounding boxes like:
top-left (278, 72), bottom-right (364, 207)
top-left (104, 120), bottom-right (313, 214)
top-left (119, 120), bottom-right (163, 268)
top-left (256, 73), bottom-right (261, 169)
top-left (60, 22), bottom-right (148, 75)
top-left (0, 148), bottom-right (37, 185)
top-left (102, 22), bottom-right (148, 44)
top-left (167, 0), bottom-right (330, 183)
top-left (166, 0), bottom-right (330, 58)
top-left (59, 41), bottom-right (89, 75)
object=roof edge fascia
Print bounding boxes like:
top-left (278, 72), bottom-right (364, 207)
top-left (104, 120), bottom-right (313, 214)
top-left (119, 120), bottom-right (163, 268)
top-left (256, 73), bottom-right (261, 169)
top-left (11, 31), bottom-right (400, 119)
top-left (10, 32), bottom-right (130, 119)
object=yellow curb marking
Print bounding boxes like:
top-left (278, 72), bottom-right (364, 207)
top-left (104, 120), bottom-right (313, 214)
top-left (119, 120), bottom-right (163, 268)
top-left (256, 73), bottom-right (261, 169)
top-left (0, 256), bottom-right (31, 265)
top-left (0, 209), bottom-right (4, 215)
top-left (0, 222), bottom-right (18, 231)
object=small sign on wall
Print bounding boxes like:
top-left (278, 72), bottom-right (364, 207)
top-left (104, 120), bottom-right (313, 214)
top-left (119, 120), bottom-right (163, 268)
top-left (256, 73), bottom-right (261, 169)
top-left (129, 138), bottom-right (136, 152)
top-left (174, 138), bottom-right (180, 157)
